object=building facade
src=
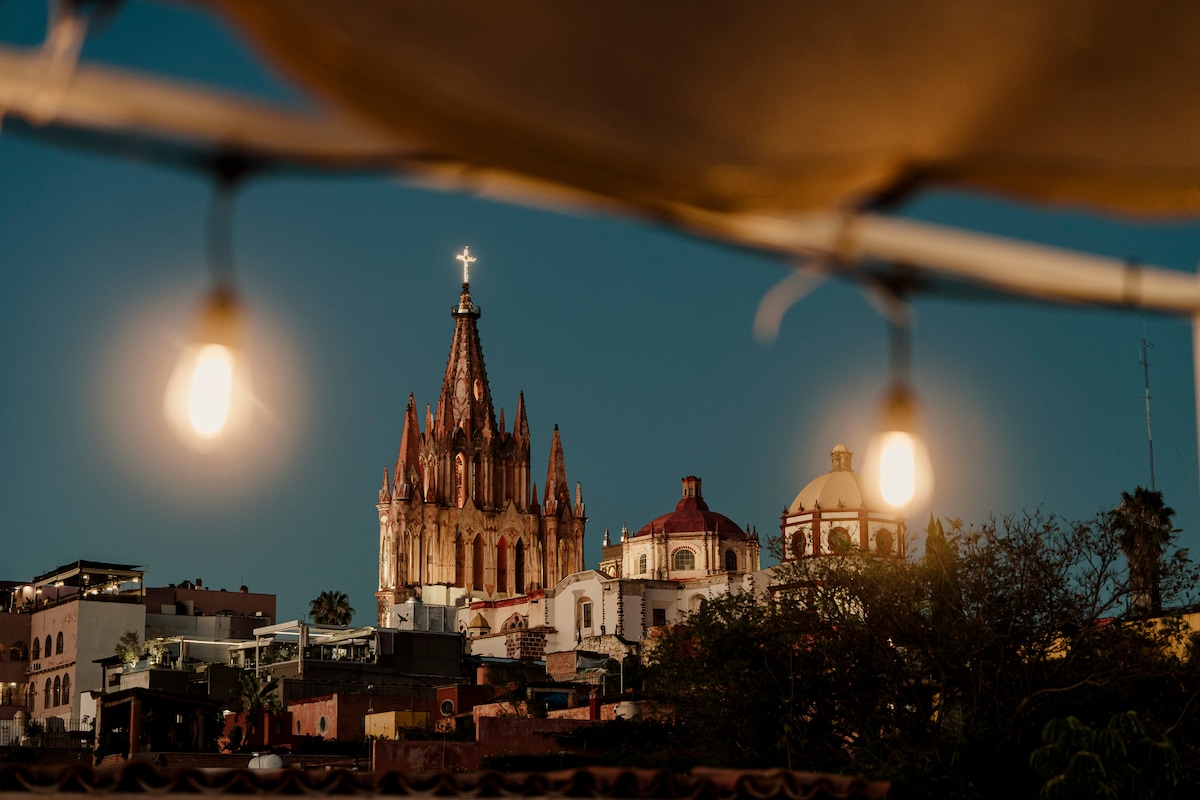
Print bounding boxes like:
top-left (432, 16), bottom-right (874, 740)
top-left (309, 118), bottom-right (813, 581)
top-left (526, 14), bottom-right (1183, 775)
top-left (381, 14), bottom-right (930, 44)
top-left (375, 255), bottom-right (586, 626)
top-left (465, 476), bottom-right (760, 660)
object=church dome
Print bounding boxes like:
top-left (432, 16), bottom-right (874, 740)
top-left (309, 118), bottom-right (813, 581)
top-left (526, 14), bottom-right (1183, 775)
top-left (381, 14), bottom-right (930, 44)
top-left (788, 444), bottom-right (882, 512)
top-left (635, 476), bottom-right (744, 536)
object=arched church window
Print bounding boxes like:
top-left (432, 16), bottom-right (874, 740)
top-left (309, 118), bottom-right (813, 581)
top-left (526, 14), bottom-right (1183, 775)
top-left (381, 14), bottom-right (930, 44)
top-left (11, 641), bottom-right (27, 661)
top-left (31, 638), bottom-right (40, 661)
top-left (515, 539), bottom-right (526, 593)
top-left (455, 534), bottom-right (465, 586)
top-left (637, 554), bottom-right (648, 574)
top-left (724, 549), bottom-right (738, 571)
top-left (56, 632), bottom-right (63, 655)
top-left (43, 637), bottom-right (51, 659)
top-left (790, 530), bottom-right (806, 560)
top-left (43, 678), bottom-right (51, 709)
top-left (829, 527), bottom-right (852, 553)
top-left (52, 676), bottom-right (60, 706)
top-left (61, 674), bottom-right (70, 706)
top-left (472, 535), bottom-right (484, 591)
top-left (473, 453), bottom-right (481, 503)
top-left (496, 537), bottom-right (509, 593)
top-left (455, 455), bottom-right (466, 508)
top-left (672, 549), bottom-right (695, 571)
top-left (876, 529), bottom-right (894, 555)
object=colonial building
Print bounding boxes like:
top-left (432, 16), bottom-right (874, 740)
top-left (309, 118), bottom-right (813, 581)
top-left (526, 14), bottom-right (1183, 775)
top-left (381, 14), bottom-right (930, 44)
top-left (375, 250), bottom-right (586, 626)
top-left (465, 475), bottom-right (759, 661)
top-left (780, 443), bottom-right (906, 560)
top-left (598, 476), bottom-right (760, 580)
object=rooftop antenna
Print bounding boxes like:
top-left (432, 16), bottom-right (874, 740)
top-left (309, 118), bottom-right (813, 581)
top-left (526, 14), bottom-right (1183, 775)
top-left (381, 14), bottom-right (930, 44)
top-left (1140, 320), bottom-right (1156, 491)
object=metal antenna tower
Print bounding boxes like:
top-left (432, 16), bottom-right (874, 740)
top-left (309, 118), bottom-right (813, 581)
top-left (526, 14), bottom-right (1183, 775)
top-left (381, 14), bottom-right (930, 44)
top-left (1139, 322), bottom-right (1156, 490)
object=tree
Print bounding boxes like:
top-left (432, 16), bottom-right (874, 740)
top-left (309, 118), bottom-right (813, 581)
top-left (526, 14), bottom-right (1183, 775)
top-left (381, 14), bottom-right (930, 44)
top-left (642, 509), bottom-right (1199, 798)
top-left (233, 672), bottom-right (282, 752)
top-left (1111, 487), bottom-right (1177, 615)
top-left (1031, 711), bottom-right (1181, 799)
top-left (114, 631), bottom-right (142, 666)
top-left (309, 590), bottom-right (354, 625)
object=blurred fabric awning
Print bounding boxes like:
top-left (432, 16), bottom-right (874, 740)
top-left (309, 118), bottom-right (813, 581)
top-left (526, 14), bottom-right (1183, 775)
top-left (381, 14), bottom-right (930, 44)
top-left (6, 1), bottom-right (1200, 310)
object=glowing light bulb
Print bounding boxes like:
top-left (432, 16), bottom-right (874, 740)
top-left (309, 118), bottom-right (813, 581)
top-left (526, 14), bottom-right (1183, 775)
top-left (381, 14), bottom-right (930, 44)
top-left (187, 344), bottom-right (235, 437)
top-left (165, 287), bottom-right (251, 450)
top-left (876, 431), bottom-right (919, 507)
top-left (864, 385), bottom-right (933, 511)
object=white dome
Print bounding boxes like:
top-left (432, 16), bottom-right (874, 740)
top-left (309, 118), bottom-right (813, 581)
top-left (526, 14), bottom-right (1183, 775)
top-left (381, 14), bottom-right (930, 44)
top-left (788, 443), bottom-right (883, 512)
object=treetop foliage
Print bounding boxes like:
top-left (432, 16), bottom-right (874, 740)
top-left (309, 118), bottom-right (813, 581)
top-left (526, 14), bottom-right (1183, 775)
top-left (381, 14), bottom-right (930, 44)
top-left (642, 508), bottom-right (1200, 798)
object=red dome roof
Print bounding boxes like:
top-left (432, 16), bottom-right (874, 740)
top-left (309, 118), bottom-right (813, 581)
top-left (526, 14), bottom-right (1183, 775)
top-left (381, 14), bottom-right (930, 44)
top-left (634, 476), bottom-right (745, 537)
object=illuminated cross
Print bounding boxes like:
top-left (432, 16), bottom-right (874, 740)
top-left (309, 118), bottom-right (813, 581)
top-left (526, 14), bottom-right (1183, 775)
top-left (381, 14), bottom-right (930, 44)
top-left (456, 246), bottom-right (477, 284)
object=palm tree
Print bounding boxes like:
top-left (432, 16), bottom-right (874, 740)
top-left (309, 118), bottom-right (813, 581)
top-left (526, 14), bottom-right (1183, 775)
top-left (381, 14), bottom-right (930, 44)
top-left (309, 590), bottom-right (355, 626)
top-left (1110, 487), bottom-right (1176, 615)
top-left (234, 672), bottom-right (281, 752)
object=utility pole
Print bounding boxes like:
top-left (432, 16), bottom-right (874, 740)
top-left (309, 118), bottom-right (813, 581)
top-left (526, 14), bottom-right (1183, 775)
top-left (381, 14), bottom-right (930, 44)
top-left (1140, 322), bottom-right (1156, 491)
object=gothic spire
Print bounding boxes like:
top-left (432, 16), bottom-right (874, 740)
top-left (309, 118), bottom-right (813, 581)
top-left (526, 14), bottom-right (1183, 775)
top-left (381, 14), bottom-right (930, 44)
top-left (395, 393), bottom-right (421, 487)
top-left (378, 467), bottom-right (391, 504)
top-left (436, 248), bottom-right (497, 441)
top-left (544, 424), bottom-right (570, 512)
top-left (513, 391), bottom-right (530, 445)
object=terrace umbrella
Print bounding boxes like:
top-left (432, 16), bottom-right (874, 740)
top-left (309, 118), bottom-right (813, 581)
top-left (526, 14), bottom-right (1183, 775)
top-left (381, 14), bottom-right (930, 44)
top-left (4, 1), bottom-right (1200, 450)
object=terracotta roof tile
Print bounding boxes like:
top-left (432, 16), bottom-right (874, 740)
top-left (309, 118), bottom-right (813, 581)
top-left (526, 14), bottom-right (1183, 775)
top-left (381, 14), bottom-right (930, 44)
top-left (0, 764), bottom-right (889, 799)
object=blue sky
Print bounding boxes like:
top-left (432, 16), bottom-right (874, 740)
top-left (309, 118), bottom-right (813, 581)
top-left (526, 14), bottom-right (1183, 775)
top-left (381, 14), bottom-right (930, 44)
top-left (2, 1), bottom-right (1198, 621)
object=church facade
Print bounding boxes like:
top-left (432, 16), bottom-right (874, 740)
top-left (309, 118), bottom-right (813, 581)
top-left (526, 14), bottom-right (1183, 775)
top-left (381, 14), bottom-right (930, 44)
top-left (374, 251), bottom-right (585, 627)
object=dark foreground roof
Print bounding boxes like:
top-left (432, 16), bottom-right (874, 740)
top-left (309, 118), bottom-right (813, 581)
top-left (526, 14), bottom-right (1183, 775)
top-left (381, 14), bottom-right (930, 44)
top-left (0, 763), bottom-right (889, 799)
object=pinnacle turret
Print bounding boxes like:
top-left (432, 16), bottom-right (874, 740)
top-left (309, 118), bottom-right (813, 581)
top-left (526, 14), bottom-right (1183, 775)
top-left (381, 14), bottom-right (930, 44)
top-left (544, 424), bottom-right (570, 515)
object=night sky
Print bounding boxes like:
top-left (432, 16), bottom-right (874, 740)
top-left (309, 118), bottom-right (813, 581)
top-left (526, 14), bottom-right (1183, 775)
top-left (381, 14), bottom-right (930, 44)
top-left (2, 1), bottom-right (1198, 621)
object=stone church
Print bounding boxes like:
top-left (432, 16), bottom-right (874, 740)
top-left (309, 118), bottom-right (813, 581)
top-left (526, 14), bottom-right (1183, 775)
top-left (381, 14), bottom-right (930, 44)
top-left (374, 250), bottom-right (585, 626)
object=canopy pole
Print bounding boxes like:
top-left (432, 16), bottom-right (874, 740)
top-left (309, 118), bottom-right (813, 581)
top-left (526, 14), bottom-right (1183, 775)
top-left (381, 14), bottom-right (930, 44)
top-left (717, 211), bottom-right (1200, 315)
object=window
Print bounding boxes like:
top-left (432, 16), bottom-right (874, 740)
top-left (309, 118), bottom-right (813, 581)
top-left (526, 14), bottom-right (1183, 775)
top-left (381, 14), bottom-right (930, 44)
top-left (876, 529), bottom-right (894, 555)
top-left (829, 527), bottom-right (852, 553)
top-left (514, 539), bottom-right (525, 593)
top-left (44, 636), bottom-right (51, 658)
top-left (454, 454), bottom-right (466, 508)
top-left (471, 535), bottom-right (484, 591)
top-left (579, 600), bottom-right (593, 630)
top-left (43, 678), bottom-right (51, 709)
top-left (61, 675), bottom-right (69, 706)
top-left (652, 608), bottom-right (666, 627)
top-left (32, 639), bottom-right (40, 661)
top-left (791, 529), bottom-right (807, 559)
top-left (637, 554), bottom-right (648, 574)
top-left (53, 676), bottom-right (60, 706)
top-left (724, 549), bottom-right (738, 571)
top-left (496, 538), bottom-right (508, 592)
top-left (318, 716), bottom-right (327, 733)
top-left (672, 549), bottom-right (695, 571)
top-left (56, 632), bottom-right (63, 655)
top-left (455, 534), bottom-right (465, 586)
top-left (11, 641), bottom-right (27, 661)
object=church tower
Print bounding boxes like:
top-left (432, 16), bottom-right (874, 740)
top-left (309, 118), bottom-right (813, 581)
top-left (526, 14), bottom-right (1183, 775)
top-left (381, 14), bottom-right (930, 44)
top-left (375, 249), bottom-right (586, 626)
